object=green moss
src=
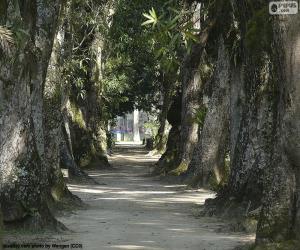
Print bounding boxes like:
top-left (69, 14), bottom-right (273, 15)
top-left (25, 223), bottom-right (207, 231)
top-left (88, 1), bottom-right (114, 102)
top-left (169, 160), bottom-right (188, 176)
top-left (243, 218), bottom-right (258, 233)
top-left (0, 210), bottom-right (3, 250)
top-left (51, 178), bottom-right (67, 202)
top-left (69, 102), bottom-right (86, 129)
top-left (245, 7), bottom-right (273, 58)
top-left (257, 210), bottom-right (291, 243)
top-left (209, 154), bottom-right (231, 191)
top-left (253, 241), bottom-right (300, 250)
top-left (194, 106), bottom-right (207, 127)
top-left (79, 152), bottom-right (92, 168)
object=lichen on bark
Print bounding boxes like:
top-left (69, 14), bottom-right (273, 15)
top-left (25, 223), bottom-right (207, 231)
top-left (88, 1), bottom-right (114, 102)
top-left (0, 0), bottom-right (64, 230)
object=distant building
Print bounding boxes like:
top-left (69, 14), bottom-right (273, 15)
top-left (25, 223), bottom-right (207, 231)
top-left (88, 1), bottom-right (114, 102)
top-left (110, 109), bottom-right (151, 142)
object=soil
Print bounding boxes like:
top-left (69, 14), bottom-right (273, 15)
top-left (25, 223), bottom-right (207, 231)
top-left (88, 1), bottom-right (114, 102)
top-left (3, 144), bottom-right (255, 250)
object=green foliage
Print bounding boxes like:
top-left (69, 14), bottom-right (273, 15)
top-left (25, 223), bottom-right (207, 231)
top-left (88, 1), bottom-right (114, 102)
top-left (142, 8), bottom-right (159, 27)
top-left (106, 131), bottom-right (115, 149)
top-left (144, 120), bottom-right (160, 139)
top-left (63, 58), bottom-right (88, 101)
top-left (251, 241), bottom-right (300, 250)
top-left (0, 25), bottom-right (14, 56)
top-left (103, 0), bottom-right (163, 117)
top-left (69, 102), bottom-right (86, 129)
top-left (194, 106), bottom-right (207, 127)
top-left (245, 7), bottom-right (273, 56)
top-left (142, 0), bottom-right (191, 73)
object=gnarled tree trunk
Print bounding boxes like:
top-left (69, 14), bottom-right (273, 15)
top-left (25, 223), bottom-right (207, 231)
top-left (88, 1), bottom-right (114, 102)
top-left (153, 94), bottom-right (182, 175)
top-left (188, 38), bottom-right (230, 188)
top-left (256, 12), bottom-right (300, 245)
top-left (45, 17), bottom-right (82, 209)
top-left (205, 4), bottom-right (300, 246)
top-left (204, 0), bottom-right (278, 225)
top-left (154, 76), bottom-right (174, 153)
top-left (85, 34), bottom-right (110, 169)
top-left (0, 0), bottom-right (63, 229)
top-left (0, 207), bottom-right (2, 250)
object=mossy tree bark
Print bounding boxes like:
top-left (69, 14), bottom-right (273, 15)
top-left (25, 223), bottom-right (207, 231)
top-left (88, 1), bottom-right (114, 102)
top-left (256, 11), bottom-right (300, 245)
top-left (170, 0), bottom-right (226, 176)
top-left (172, 66), bottom-right (201, 176)
top-left (0, 0), bottom-right (63, 229)
top-left (206, 2), bottom-right (300, 246)
top-left (205, 0), bottom-right (277, 220)
top-left (45, 12), bottom-right (83, 208)
top-left (153, 94), bottom-right (182, 175)
top-left (154, 76), bottom-right (174, 153)
top-left (55, 3), bottom-right (98, 180)
top-left (171, 2), bottom-right (202, 176)
top-left (65, 1), bottom-right (111, 170)
top-left (0, 207), bottom-right (2, 250)
top-left (188, 38), bottom-right (230, 188)
top-left (85, 33), bottom-right (110, 168)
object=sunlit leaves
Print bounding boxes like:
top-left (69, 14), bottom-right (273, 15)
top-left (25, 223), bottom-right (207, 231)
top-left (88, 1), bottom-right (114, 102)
top-left (0, 26), bottom-right (14, 56)
top-left (142, 8), bottom-right (158, 27)
top-left (141, 1), bottom-right (201, 76)
top-left (103, 0), bottom-right (163, 116)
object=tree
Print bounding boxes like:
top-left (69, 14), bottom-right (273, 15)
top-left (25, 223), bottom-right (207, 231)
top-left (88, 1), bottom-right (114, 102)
top-left (200, 0), bottom-right (300, 247)
top-left (60, 0), bottom-right (113, 170)
top-left (144, 0), bottom-right (230, 176)
top-left (45, 3), bottom-right (85, 206)
top-left (104, 0), bottom-right (163, 118)
top-left (188, 38), bottom-right (230, 188)
top-left (146, 1), bottom-right (300, 246)
top-left (256, 7), bottom-right (300, 245)
top-left (0, 0), bottom-right (64, 229)
top-left (0, 208), bottom-right (2, 250)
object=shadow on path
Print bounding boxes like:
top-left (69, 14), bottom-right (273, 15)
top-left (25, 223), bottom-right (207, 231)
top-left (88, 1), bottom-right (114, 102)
top-left (4, 144), bottom-right (255, 250)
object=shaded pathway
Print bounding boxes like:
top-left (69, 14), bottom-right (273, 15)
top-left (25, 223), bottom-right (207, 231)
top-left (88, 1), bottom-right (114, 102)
top-left (3, 145), bottom-right (254, 249)
top-left (56, 144), bottom-right (254, 250)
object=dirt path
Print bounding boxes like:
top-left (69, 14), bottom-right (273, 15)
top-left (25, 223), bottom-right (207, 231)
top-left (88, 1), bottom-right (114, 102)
top-left (54, 145), bottom-right (254, 250)
top-left (4, 145), bottom-right (254, 250)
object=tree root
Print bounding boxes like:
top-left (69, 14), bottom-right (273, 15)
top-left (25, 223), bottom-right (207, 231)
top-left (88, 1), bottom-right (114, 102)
top-left (169, 161), bottom-right (189, 176)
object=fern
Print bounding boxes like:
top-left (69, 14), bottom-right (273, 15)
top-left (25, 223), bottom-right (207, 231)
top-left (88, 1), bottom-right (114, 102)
top-left (0, 25), bottom-right (14, 55)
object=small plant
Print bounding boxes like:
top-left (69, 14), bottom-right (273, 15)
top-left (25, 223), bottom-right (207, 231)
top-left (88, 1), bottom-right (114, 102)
top-left (0, 26), bottom-right (14, 56)
top-left (194, 106), bottom-right (207, 127)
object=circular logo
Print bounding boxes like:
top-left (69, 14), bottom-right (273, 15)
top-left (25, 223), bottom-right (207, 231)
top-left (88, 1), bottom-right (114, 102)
top-left (271, 3), bottom-right (278, 13)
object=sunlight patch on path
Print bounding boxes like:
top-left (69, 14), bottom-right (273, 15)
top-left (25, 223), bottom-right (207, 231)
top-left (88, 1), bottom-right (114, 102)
top-left (52, 145), bottom-right (255, 250)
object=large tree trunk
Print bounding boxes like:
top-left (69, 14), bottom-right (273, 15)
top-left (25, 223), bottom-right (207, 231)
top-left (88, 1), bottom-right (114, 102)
top-left (0, 0), bottom-right (63, 229)
top-left (84, 34), bottom-right (110, 169)
top-left (152, 94), bottom-right (182, 175)
top-left (65, 3), bottom-right (111, 170)
top-left (170, 1), bottom-right (215, 176)
top-left (171, 50), bottom-right (202, 175)
top-left (0, 208), bottom-right (2, 250)
top-left (204, 0), bottom-right (278, 223)
top-left (256, 12), bottom-right (300, 245)
top-left (188, 38), bottom-right (230, 188)
top-left (44, 18), bottom-right (82, 209)
top-left (204, 3), bottom-right (300, 246)
top-left (169, 47), bottom-right (203, 175)
top-left (60, 85), bottom-right (98, 182)
top-left (154, 79), bottom-right (173, 153)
